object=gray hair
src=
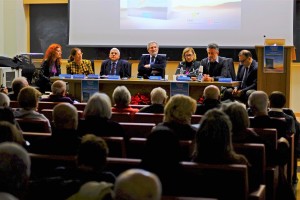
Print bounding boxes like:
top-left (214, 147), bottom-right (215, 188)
top-left (112, 86), bottom-right (131, 107)
top-left (0, 93), bottom-right (10, 107)
top-left (248, 91), bottom-right (269, 113)
top-left (53, 103), bottom-right (78, 130)
top-left (110, 48), bottom-right (120, 56)
top-left (84, 92), bottom-right (112, 119)
top-left (150, 87), bottom-right (167, 104)
top-left (51, 80), bottom-right (66, 95)
top-left (147, 41), bottom-right (159, 50)
top-left (207, 43), bottom-right (219, 52)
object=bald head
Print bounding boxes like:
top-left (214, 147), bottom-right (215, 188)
top-left (51, 80), bottom-right (67, 96)
top-left (203, 85), bottom-right (220, 100)
top-left (53, 103), bottom-right (78, 130)
top-left (114, 169), bottom-right (162, 200)
top-left (248, 91), bottom-right (269, 115)
top-left (12, 77), bottom-right (28, 94)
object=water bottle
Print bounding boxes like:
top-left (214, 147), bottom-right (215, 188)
top-left (180, 67), bottom-right (184, 75)
top-left (198, 73), bottom-right (203, 82)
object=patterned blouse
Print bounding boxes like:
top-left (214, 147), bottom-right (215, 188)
top-left (66, 59), bottom-right (94, 75)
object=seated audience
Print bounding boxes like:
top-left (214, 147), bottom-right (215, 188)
top-left (113, 169), bottom-right (162, 200)
top-left (8, 77), bottom-right (29, 101)
top-left (40, 80), bottom-right (73, 104)
top-left (0, 142), bottom-right (31, 200)
top-left (195, 85), bottom-right (222, 115)
top-left (200, 43), bottom-right (235, 80)
top-left (141, 126), bottom-right (184, 195)
top-left (137, 41), bottom-right (166, 78)
top-left (154, 94), bottom-right (197, 140)
top-left (111, 86), bottom-right (139, 115)
top-left (0, 121), bottom-right (24, 145)
top-left (175, 47), bottom-right (201, 77)
top-left (193, 109), bottom-right (249, 165)
top-left (100, 48), bottom-right (131, 78)
top-left (13, 86), bottom-right (51, 131)
top-left (66, 48), bottom-right (94, 75)
top-left (30, 103), bottom-right (81, 155)
top-left (78, 92), bottom-right (125, 137)
top-left (138, 87), bottom-right (167, 113)
top-left (0, 92), bottom-right (10, 107)
top-left (0, 105), bottom-right (22, 131)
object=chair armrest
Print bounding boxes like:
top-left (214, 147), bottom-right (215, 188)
top-left (249, 184), bottom-right (266, 200)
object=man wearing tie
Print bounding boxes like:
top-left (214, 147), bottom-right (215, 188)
top-left (100, 48), bottom-right (131, 78)
top-left (137, 41), bottom-right (167, 79)
top-left (232, 50), bottom-right (257, 103)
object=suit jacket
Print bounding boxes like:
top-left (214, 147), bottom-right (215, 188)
top-left (236, 59), bottom-right (258, 92)
top-left (200, 56), bottom-right (233, 79)
top-left (175, 61), bottom-right (201, 77)
top-left (138, 54), bottom-right (166, 78)
top-left (100, 59), bottom-right (131, 78)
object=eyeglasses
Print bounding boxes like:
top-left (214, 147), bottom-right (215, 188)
top-left (184, 54), bottom-right (193, 57)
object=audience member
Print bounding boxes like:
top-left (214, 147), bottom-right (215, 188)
top-left (137, 41), bottom-right (166, 78)
top-left (78, 92), bottom-right (125, 137)
top-left (113, 169), bottom-right (162, 200)
top-left (200, 43), bottom-right (235, 80)
top-left (224, 50), bottom-right (257, 103)
top-left (0, 121), bottom-right (24, 145)
top-left (195, 85), bottom-right (221, 115)
top-left (13, 86), bottom-right (51, 131)
top-left (193, 109), bottom-right (249, 165)
top-left (40, 80), bottom-right (73, 104)
top-left (111, 86), bottom-right (139, 115)
top-left (8, 77), bottom-right (29, 101)
top-left (36, 43), bottom-right (62, 93)
top-left (138, 87), bottom-right (167, 113)
top-left (175, 47), bottom-right (201, 77)
top-left (100, 48), bottom-right (131, 78)
top-left (141, 126), bottom-right (184, 195)
top-left (0, 106), bottom-right (22, 131)
top-left (154, 94), bottom-right (197, 140)
top-left (66, 48), bottom-right (94, 75)
top-left (0, 92), bottom-right (10, 107)
top-left (0, 142), bottom-right (31, 200)
top-left (30, 103), bottom-right (81, 155)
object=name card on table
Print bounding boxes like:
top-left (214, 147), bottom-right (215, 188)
top-left (59, 74), bottom-right (72, 78)
top-left (176, 76), bottom-right (191, 81)
top-left (107, 75), bottom-right (120, 80)
top-left (218, 78), bottom-right (232, 82)
top-left (87, 74), bottom-right (100, 79)
top-left (149, 76), bottom-right (162, 80)
top-left (73, 74), bottom-right (85, 79)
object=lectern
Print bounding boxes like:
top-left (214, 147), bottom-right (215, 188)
top-left (255, 45), bottom-right (295, 107)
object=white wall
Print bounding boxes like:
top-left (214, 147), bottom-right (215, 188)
top-left (0, 0), bottom-right (27, 57)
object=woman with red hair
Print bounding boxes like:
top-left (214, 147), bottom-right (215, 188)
top-left (36, 43), bottom-right (62, 93)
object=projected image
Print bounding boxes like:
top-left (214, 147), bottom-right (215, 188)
top-left (120, 0), bottom-right (241, 29)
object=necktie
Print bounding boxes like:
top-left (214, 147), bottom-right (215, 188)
top-left (151, 56), bottom-right (155, 63)
top-left (111, 62), bottom-right (116, 75)
top-left (241, 67), bottom-right (248, 88)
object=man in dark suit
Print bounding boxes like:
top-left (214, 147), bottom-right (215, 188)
top-left (200, 43), bottom-right (235, 80)
top-left (137, 41), bottom-right (167, 78)
top-left (100, 48), bottom-right (131, 78)
top-left (195, 85), bottom-right (222, 115)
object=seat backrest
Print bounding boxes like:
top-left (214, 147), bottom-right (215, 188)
top-left (133, 112), bottom-right (164, 124)
top-left (16, 118), bottom-right (51, 133)
top-left (9, 100), bottom-right (19, 108)
top-left (180, 162), bottom-right (249, 200)
top-left (102, 136), bottom-right (126, 158)
top-left (191, 115), bottom-right (202, 124)
top-left (38, 102), bottom-right (60, 112)
top-left (111, 112), bottom-right (133, 122)
top-left (73, 103), bottom-right (87, 111)
top-left (248, 128), bottom-right (277, 149)
top-left (120, 122), bottom-right (155, 138)
top-left (105, 157), bottom-right (141, 176)
top-left (40, 109), bottom-right (83, 122)
top-left (226, 57), bottom-right (236, 80)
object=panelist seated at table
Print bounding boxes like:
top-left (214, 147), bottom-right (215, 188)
top-left (100, 48), bottom-right (131, 79)
top-left (175, 47), bottom-right (201, 77)
top-left (66, 48), bottom-right (94, 75)
top-left (138, 41), bottom-right (167, 79)
top-left (200, 43), bottom-right (235, 80)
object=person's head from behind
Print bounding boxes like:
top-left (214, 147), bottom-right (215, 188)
top-left (142, 126), bottom-right (180, 169)
top-left (222, 101), bottom-right (249, 135)
top-left (51, 80), bottom-right (67, 96)
top-left (206, 43), bottom-right (219, 62)
top-left (164, 94), bottom-right (196, 124)
top-left (17, 86), bottom-right (41, 110)
top-left (0, 92), bottom-right (10, 107)
top-left (109, 48), bottom-right (120, 62)
top-left (84, 92), bottom-right (112, 119)
top-left (0, 121), bottom-right (24, 145)
top-left (0, 107), bottom-right (15, 124)
top-left (11, 77), bottom-right (29, 96)
top-left (195, 109), bottom-right (233, 162)
top-left (248, 91), bottom-right (269, 116)
top-left (203, 85), bottom-right (220, 100)
top-left (53, 103), bottom-right (78, 130)
top-left (182, 47), bottom-right (197, 63)
top-left (112, 86), bottom-right (131, 108)
top-left (150, 87), bottom-right (168, 105)
top-left (114, 169), bottom-right (162, 200)
top-left (77, 134), bottom-right (109, 172)
top-left (0, 142), bottom-right (30, 199)
top-left (69, 47), bottom-right (82, 63)
top-left (147, 41), bottom-right (159, 56)
top-left (269, 91), bottom-right (286, 109)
